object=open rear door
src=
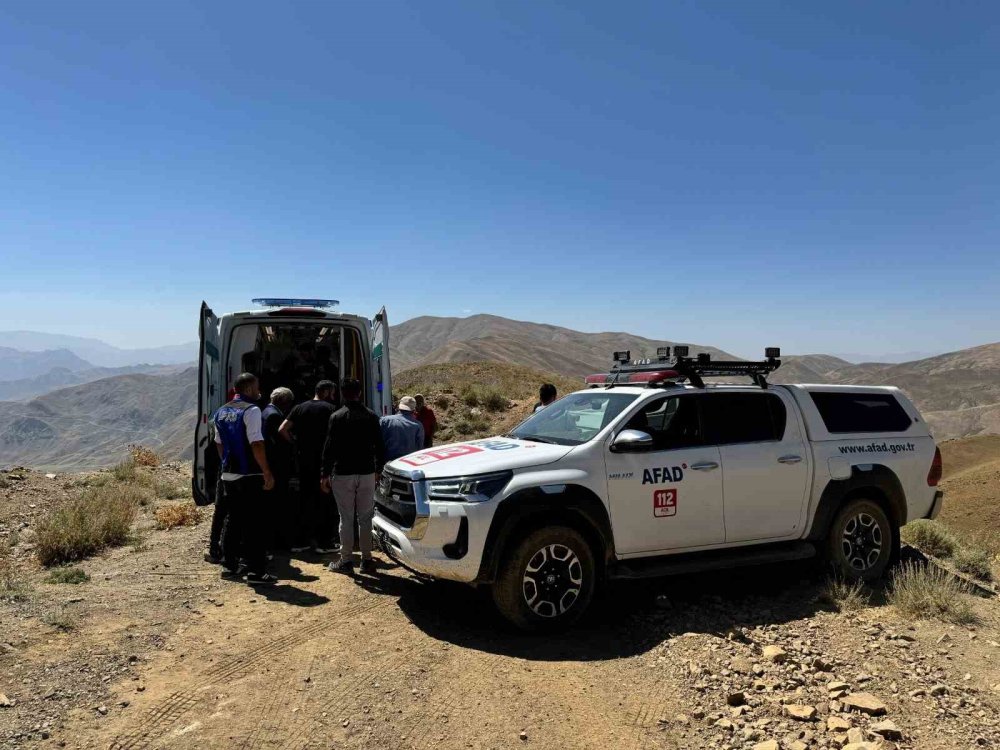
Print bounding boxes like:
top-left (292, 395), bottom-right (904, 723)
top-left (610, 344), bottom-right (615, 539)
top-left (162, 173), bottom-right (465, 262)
top-left (371, 307), bottom-right (392, 416)
top-left (192, 302), bottom-right (221, 505)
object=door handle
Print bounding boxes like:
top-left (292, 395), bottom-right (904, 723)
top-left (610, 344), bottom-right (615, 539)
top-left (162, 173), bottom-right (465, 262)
top-left (778, 455), bottom-right (803, 464)
top-left (690, 461), bottom-right (719, 471)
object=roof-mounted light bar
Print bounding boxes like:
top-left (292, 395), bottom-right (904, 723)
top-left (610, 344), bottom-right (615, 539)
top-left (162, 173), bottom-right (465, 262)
top-left (252, 298), bottom-right (340, 309)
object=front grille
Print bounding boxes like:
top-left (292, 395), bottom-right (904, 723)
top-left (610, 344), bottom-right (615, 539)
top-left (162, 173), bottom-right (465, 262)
top-left (375, 469), bottom-right (416, 528)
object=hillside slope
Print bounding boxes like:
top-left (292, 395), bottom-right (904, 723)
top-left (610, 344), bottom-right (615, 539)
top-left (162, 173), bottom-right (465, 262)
top-left (0, 367), bottom-right (197, 471)
top-left (390, 314), bottom-right (735, 376)
top-left (938, 434), bottom-right (1000, 541)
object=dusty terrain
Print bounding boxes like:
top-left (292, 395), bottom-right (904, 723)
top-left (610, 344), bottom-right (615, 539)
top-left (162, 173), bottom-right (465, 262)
top-left (2, 443), bottom-right (1000, 750)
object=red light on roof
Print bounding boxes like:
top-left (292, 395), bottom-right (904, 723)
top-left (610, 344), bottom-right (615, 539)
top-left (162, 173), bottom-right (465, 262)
top-left (585, 373), bottom-right (610, 385)
top-left (267, 307), bottom-right (328, 317)
top-left (628, 370), bottom-right (679, 383)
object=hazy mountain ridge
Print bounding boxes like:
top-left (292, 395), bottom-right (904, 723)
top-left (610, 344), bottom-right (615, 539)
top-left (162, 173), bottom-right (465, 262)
top-left (0, 363), bottom-right (188, 402)
top-left (0, 346), bottom-right (94, 381)
top-left (0, 331), bottom-right (196, 368)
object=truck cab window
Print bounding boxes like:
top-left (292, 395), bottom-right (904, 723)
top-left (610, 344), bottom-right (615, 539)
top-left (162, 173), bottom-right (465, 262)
top-left (703, 392), bottom-right (786, 445)
top-left (623, 395), bottom-right (702, 450)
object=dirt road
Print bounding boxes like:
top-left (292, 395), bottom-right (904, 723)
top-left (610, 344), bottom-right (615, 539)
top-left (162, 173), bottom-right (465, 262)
top-left (4, 463), bottom-right (1000, 750)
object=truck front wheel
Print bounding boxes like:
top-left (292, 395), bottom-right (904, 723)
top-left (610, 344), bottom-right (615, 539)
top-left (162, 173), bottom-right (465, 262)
top-left (492, 525), bottom-right (595, 631)
top-left (827, 498), bottom-right (894, 581)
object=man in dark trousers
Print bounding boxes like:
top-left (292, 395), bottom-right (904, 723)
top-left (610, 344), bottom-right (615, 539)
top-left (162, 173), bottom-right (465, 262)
top-left (321, 378), bottom-right (385, 575)
top-left (279, 380), bottom-right (338, 554)
top-left (261, 386), bottom-right (295, 550)
top-left (214, 372), bottom-right (276, 584)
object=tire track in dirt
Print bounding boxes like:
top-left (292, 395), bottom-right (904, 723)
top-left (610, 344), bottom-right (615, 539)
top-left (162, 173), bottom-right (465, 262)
top-left (111, 597), bottom-right (389, 750)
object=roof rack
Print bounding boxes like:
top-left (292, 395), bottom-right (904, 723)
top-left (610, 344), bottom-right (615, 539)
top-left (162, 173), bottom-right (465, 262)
top-left (587, 346), bottom-right (782, 389)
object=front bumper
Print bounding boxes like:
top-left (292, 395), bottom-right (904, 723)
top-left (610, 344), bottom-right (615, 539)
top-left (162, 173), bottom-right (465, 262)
top-left (923, 490), bottom-right (944, 520)
top-left (374, 506), bottom-right (489, 583)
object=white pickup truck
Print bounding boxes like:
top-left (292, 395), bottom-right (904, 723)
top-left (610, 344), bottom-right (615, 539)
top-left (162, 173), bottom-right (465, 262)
top-left (373, 349), bottom-right (944, 631)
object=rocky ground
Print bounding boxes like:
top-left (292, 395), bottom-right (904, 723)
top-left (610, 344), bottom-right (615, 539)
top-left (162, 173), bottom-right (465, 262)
top-left (1, 463), bottom-right (999, 750)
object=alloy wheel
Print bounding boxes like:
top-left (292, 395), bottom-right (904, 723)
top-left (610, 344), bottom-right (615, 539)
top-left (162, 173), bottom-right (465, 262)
top-left (841, 512), bottom-right (883, 571)
top-left (522, 543), bottom-right (584, 618)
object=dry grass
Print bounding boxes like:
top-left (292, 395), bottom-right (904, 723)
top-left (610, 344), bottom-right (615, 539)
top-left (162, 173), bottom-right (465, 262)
top-left (128, 444), bottom-right (161, 467)
top-left (1, 544), bottom-right (31, 601)
top-left (821, 577), bottom-right (870, 613)
top-left (888, 562), bottom-right (978, 624)
top-left (43, 607), bottom-right (77, 631)
top-left (35, 484), bottom-right (141, 566)
top-left (902, 519), bottom-right (957, 557)
top-left (154, 502), bottom-right (203, 530)
top-left (952, 546), bottom-right (995, 582)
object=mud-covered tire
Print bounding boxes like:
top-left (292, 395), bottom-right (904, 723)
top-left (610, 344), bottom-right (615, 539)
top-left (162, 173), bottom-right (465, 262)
top-left (826, 498), bottom-right (894, 581)
top-left (492, 525), bottom-right (596, 632)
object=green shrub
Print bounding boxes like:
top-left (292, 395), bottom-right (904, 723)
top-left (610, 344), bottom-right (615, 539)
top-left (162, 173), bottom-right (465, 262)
top-left (889, 562), bottom-right (977, 624)
top-left (112, 458), bottom-right (139, 483)
top-left (460, 387), bottom-right (481, 407)
top-left (155, 479), bottom-right (186, 500)
top-left (35, 484), bottom-right (140, 566)
top-left (45, 567), bottom-right (90, 584)
top-left (952, 546), bottom-right (994, 582)
top-left (478, 387), bottom-right (509, 412)
top-left (902, 520), bottom-right (956, 557)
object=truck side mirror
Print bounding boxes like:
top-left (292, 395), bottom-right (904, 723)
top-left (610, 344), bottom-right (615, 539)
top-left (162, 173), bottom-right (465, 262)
top-left (611, 429), bottom-right (654, 453)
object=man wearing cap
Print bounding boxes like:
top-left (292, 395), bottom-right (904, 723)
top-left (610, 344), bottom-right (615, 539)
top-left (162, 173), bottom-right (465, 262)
top-left (379, 396), bottom-right (425, 464)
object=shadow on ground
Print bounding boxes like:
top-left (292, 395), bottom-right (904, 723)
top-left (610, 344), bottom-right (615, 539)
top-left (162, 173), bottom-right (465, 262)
top-left (353, 557), bottom-right (865, 663)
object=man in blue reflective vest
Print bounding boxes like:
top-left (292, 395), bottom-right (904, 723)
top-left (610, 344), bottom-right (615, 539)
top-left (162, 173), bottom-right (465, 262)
top-left (214, 372), bottom-right (277, 584)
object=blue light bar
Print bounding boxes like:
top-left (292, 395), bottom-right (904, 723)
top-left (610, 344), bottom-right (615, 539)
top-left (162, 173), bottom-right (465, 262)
top-left (251, 298), bottom-right (340, 309)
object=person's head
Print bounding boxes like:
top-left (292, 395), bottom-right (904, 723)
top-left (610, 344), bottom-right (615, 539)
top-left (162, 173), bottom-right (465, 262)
top-left (315, 379), bottom-right (335, 402)
top-left (342, 378), bottom-right (363, 402)
top-left (539, 383), bottom-right (557, 406)
top-left (397, 396), bottom-right (417, 415)
top-left (297, 342), bottom-right (314, 361)
top-left (234, 372), bottom-right (260, 401)
top-left (270, 386), bottom-right (294, 411)
top-left (414, 394), bottom-right (426, 412)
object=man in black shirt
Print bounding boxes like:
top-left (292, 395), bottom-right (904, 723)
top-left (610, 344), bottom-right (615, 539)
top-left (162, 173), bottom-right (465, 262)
top-left (261, 387), bottom-right (295, 550)
top-left (321, 378), bottom-right (385, 574)
top-left (279, 380), bottom-right (338, 553)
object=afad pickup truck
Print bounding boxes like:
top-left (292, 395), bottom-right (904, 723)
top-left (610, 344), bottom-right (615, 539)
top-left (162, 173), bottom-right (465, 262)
top-left (373, 348), bottom-right (943, 631)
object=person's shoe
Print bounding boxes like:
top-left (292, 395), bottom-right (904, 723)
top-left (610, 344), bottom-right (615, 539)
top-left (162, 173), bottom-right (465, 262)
top-left (220, 566), bottom-right (240, 579)
top-left (360, 559), bottom-right (377, 574)
top-left (327, 560), bottom-right (354, 575)
top-left (204, 552), bottom-right (223, 565)
top-left (244, 571), bottom-right (277, 585)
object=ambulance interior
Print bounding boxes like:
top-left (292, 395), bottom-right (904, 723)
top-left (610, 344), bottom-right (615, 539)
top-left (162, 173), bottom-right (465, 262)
top-left (226, 322), bottom-right (366, 406)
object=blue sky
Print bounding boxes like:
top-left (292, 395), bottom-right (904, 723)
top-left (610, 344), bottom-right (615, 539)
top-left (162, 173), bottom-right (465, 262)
top-left (0, 1), bottom-right (997, 358)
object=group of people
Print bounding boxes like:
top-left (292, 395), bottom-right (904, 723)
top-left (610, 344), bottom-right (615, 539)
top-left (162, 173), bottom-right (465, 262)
top-left (207, 372), bottom-right (439, 583)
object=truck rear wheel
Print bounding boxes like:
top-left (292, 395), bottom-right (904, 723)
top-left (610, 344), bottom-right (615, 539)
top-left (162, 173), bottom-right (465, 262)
top-left (492, 525), bottom-right (595, 632)
top-left (827, 498), bottom-right (893, 581)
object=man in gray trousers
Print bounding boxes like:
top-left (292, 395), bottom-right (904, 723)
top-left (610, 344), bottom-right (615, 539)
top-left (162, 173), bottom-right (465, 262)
top-left (320, 378), bottom-right (385, 575)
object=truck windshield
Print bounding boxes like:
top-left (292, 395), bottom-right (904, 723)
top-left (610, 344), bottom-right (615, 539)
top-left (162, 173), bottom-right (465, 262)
top-left (509, 392), bottom-right (638, 446)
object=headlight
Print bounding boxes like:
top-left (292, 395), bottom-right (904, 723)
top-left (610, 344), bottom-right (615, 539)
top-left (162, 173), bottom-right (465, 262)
top-left (427, 471), bottom-right (512, 503)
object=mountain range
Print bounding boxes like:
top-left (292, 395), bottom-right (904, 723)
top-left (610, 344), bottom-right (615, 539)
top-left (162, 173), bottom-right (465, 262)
top-left (1, 315), bottom-right (997, 470)
top-left (391, 314), bottom-right (734, 376)
top-left (0, 331), bottom-right (196, 369)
